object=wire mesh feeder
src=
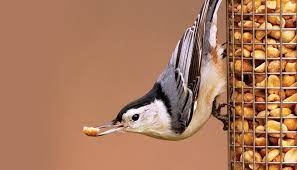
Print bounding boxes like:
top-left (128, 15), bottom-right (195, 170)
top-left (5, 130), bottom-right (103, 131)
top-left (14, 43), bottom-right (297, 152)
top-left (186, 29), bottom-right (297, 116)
top-left (226, 0), bottom-right (297, 169)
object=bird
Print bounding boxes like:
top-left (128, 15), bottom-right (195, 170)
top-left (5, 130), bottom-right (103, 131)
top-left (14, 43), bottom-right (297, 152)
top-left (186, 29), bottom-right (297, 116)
top-left (84, 0), bottom-right (228, 141)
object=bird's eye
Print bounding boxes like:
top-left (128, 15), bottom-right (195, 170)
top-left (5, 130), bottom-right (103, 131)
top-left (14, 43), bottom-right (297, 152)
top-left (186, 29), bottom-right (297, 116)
top-left (132, 114), bottom-right (139, 121)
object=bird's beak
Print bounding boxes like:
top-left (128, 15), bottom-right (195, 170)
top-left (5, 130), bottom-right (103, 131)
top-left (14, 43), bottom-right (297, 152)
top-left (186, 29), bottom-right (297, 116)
top-left (96, 122), bottom-right (124, 136)
top-left (83, 122), bottom-right (124, 137)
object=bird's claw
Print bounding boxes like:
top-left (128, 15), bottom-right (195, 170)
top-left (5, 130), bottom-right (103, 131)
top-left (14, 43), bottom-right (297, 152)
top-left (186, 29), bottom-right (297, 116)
top-left (212, 101), bottom-right (233, 131)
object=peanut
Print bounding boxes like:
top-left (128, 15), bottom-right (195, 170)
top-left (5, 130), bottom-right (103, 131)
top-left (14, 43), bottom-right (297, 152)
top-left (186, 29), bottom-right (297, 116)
top-left (285, 50), bottom-right (297, 58)
top-left (256, 22), bottom-right (273, 40)
top-left (285, 62), bottom-right (297, 72)
top-left (266, 120), bottom-right (288, 137)
top-left (268, 75), bottom-right (281, 94)
top-left (82, 126), bottom-right (99, 137)
top-left (234, 60), bottom-right (253, 72)
top-left (243, 32), bottom-right (253, 43)
top-left (257, 111), bottom-right (269, 125)
top-left (247, 0), bottom-right (262, 12)
top-left (267, 0), bottom-right (277, 9)
top-left (284, 114), bottom-right (297, 130)
top-left (235, 106), bottom-right (254, 117)
top-left (268, 165), bottom-right (280, 170)
top-left (239, 20), bottom-right (260, 28)
top-left (267, 46), bottom-right (280, 58)
top-left (279, 138), bottom-right (296, 152)
top-left (283, 0), bottom-right (297, 13)
top-left (268, 60), bottom-right (286, 72)
top-left (241, 150), bottom-right (262, 163)
top-left (283, 75), bottom-right (296, 87)
top-left (282, 30), bottom-right (296, 43)
top-left (283, 93), bottom-right (297, 108)
top-left (234, 92), bottom-right (254, 102)
top-left (282, 167), bottom-right (294, 170)
top-left (285, 35), bottom-right (297, 49)
top-left (252, 50), bottom-right (265, 59)
top-left (236, 133), bottom-right (254, 145)
top-left (234, 48), bottom-right (251, 57)
top-left (256, 97), bottom-right (266, 111)
top-left (255, 62), bottom-right (266, 72)
top-left (237, 4), bottom-right (248, 13)
top-left (270, 108), bottom-right (292, 117)
top-left (270, 25), bottom-right (281, 40)
top-left (231, 119), bottom-right (250, 132)
top-left (284, 148), bottom-right (297, 164)
top-left (255, 137), bottom-right (266, 146)
top-left (235, 79), bottom-right (247, 89)
top-left (262, 149), bottom-right (280, 162)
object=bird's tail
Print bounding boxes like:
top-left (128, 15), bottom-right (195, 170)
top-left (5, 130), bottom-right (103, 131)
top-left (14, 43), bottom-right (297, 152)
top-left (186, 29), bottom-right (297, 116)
top-left (165, 0), bottom-right (223, 98)
top-left (205, 0), bottom-right (222, 26)
top-left (198, 0), bottom-right (222, 51)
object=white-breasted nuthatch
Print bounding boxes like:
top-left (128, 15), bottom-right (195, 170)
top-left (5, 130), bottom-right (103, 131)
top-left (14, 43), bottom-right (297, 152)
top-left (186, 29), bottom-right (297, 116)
top-left (84, 0), bottom-right (227, 141)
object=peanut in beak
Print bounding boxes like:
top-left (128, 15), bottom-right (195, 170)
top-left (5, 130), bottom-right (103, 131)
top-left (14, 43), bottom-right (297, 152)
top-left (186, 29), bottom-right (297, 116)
top-left (82, 126), bottom-right (100, 137)
top-left (82, 122), bottom-right (125, 137)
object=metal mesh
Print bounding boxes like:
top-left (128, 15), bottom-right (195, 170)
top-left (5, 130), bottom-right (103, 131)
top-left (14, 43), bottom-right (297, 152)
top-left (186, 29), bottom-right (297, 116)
top-left (227, 0), bottom-right (297, 169)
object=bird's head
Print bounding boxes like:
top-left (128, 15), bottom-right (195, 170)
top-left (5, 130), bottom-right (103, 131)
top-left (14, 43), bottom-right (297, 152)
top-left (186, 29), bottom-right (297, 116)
top-left (95, 84), bottom-right (175, 139)
top-left (97, 99), bottom-right (172, 139)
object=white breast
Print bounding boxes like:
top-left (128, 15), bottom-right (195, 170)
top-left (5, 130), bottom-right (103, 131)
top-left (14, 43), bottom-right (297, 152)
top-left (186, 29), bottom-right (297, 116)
top-left (181, 57), bottom-right (226, 139)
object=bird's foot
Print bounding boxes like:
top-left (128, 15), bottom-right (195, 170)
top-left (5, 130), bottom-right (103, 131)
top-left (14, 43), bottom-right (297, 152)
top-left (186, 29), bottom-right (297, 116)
top-left (222, 41), bottom-right (227, 46)
top-left (221, 42), bottom-right (227, 58)
top-left (212, 102), bottom-right (233, 131)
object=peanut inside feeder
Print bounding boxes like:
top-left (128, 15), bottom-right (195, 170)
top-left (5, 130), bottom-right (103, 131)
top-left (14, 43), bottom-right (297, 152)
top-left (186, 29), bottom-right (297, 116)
top-left (227, 0), bottom-right (297, 169)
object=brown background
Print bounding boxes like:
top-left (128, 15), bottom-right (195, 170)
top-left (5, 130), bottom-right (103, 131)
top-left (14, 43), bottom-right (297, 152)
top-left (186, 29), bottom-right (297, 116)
top-left (0, 0), bottom-right (228, 170)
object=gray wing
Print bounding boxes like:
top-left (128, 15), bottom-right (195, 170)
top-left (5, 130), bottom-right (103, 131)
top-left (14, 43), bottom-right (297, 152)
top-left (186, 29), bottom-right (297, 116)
top-left (168, 0), bottom-right (215, 100)
top-left (157, 13), bottom-right (204, 133)
top-left (157, 0), bottom-right (221, 133)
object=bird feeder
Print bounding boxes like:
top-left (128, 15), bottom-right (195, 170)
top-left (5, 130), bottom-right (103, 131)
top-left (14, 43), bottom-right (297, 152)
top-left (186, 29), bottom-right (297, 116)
top-left (226, 0), bottom-right (297, 169)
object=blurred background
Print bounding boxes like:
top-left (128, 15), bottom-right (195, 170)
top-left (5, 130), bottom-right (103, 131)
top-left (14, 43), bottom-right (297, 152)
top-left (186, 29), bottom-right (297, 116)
top-left (0, 0), bottom-right (227, 170)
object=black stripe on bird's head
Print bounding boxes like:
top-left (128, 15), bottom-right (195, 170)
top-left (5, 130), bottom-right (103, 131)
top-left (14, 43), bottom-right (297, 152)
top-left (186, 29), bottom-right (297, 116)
top-left (112, 83), bottom-right (171, 124)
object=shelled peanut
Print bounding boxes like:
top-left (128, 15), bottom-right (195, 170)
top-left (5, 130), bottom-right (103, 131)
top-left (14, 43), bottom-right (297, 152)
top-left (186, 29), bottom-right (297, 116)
top-left (228, 0), bottom-right (297, 169)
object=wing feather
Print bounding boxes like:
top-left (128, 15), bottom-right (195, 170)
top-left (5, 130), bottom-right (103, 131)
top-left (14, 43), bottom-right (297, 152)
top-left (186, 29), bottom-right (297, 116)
top-left (168, 15), bottom-right (203, 99)
top-left (158, 0), bottom-right (221, 133)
